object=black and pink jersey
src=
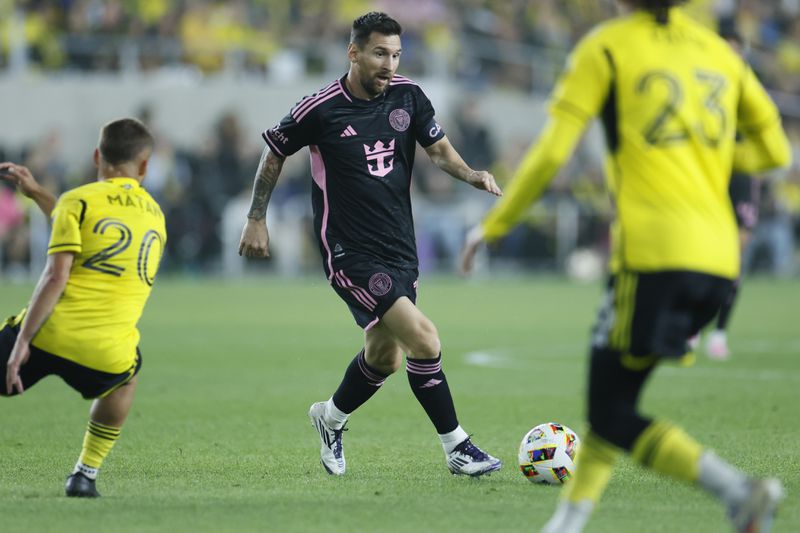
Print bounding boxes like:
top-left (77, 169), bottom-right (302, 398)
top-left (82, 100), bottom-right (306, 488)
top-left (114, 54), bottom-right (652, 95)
top-left (262, 74), bottom-right (446, 277)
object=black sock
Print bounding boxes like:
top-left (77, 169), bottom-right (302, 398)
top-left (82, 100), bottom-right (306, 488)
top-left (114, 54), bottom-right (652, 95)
top-left (716, 278), bottom-right (741, 330)
top-left (331, 349), bottom-right (388, 414)
top-left (406, 354), bottom-right (458, 434)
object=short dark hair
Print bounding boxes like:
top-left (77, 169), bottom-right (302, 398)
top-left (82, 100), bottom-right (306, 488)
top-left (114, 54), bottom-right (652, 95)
top-left (99, 118), bottom-right (154, 165)
top-left (626, 0), bottom-right (689, 24)
top-left (350, 12), bottom-right (402, 49)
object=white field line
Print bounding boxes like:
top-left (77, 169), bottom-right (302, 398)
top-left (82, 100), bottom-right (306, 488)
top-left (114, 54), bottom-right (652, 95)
top-left (463, 341), bottom-right (800, 382)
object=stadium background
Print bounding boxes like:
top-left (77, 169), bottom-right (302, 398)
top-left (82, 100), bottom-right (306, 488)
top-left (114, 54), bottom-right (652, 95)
top-left (1, 0), bottom-right (798, 280)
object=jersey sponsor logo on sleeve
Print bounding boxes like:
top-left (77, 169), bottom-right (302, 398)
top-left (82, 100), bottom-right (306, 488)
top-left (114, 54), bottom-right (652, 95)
top-left (269, 126), bottom-right (289, 145)
top-left (389, 109), bottom-right (411, 132)
top-left (429, 123), bottom-right (442, 138)
top-left (363, 139), bottom-right (395, 178)
top-left (368, 272), bottom-right (392, 297)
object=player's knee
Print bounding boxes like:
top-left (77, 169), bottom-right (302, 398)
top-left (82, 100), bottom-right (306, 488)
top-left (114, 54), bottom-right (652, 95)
top-left (588, 408), bottom-right (624, 448)
top-left (588, 404), bottom-right (646, 451)
top-left (407, 326), bottom-right (441, 359)
top-left (366, 346), bottom-right (403, 374)
top-left (382, 356), bottom-right (403, 374)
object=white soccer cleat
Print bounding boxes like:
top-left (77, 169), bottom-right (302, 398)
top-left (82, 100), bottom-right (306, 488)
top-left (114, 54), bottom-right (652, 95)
top-left (541, 500), bottom-right (593, 533)
top-left (308, 402), bottom-right (346, 475)
top-left (705, 330), bottom-right (730, 360)
top-left (446, 437), bottom-right (502, 477)
top-left (728, 478), bottom-right (784, 533)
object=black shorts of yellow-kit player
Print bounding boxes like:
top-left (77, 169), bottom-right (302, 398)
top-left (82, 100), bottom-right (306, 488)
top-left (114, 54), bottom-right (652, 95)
top-left (0, 311), bottom-right (142, 399)
top-left (592, 271), bottom-right (733, 368)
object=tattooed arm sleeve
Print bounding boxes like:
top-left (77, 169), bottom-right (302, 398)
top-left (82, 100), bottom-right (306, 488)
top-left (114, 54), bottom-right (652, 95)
top-left (246, 146), bottom-right (286, 220)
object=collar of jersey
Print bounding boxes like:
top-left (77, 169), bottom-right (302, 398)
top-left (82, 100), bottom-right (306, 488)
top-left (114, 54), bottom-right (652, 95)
top-left (340, 74), bottom-right (388, 105)
top-left (105, 177), bottom-right (140, 188)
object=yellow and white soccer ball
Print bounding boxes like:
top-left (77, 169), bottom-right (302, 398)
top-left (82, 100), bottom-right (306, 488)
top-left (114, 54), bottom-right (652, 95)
top-left (518, 422), bottom-right (580, 484)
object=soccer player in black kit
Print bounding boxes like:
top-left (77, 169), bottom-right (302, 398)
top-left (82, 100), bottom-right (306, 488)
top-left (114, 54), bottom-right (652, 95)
top-left (238, 12), bottom-right (503, 477)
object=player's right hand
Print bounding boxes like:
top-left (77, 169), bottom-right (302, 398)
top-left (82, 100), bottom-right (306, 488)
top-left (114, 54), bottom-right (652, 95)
top-left (238, 218), bottom-right (270, 258)
top-left (6, 337), bottom-right (31, 395)
top-left (0, 162), bottom-right (40, 199)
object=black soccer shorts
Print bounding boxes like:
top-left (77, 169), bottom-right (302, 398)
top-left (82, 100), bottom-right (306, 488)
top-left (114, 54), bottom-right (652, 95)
top-left (328, 253), bottom-right (419, 329)
top-left (0, 312), bottom-right (141, 399)
top-left (590, 270), bottom-right (733, 360)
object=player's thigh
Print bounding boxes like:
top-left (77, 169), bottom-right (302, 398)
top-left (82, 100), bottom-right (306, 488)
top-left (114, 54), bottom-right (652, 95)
top-left (53, 350), bottom-right (142, 400)
top-left (682, 272), bottom-right (733, 336)
top-left (593, 271), bottom-right (729, 358)
top-left (364, 321), bottom-right (404, 372)
top-left (329, 255), bottom-right (418, 330)
top-left (380, 297), bottom-right (440, 358)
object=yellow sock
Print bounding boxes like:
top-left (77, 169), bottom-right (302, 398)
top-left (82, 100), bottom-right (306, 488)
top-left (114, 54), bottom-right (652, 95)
top-left (631, 421), bottom-right (702, 483)
top-left (78, 421), bottom-right (122, 470)
top-left (562, 431), bottom-right (620, 504)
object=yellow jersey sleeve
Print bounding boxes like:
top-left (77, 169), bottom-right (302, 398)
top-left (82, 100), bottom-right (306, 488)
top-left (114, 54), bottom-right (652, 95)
top-left (738, 64), bottom-right (781, 133)
top-left (733, 64), bottom-right (792, 173)
top-left (481, 117), bottom-right (585, 242)
top-left (48, 194), bottom-right (84, 254)
top-left (481, 32), bottom-right (608, 243)
top-left (551, 31), bottom-right (613, 123)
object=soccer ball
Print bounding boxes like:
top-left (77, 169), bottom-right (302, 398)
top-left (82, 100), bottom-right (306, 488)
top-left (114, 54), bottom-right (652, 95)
top-left (518, 422), bottom-right (580, 484)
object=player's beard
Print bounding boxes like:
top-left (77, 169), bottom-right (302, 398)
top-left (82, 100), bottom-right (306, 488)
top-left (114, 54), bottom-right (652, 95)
top-left (360, 71), bottom-right (391, 97)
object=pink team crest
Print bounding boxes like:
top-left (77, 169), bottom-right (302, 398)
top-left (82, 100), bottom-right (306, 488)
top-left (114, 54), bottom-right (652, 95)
top-left (368, 272), bottom-right (392, 296)
top-left (364, 139), bottom-right (395, 178)
top-left (389, 109), bottom-right (411, 132)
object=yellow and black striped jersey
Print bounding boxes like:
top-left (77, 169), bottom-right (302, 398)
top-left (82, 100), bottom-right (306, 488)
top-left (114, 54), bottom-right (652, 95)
top-left (33, 177), bottom-right (166, 373)
top-left (482, 8), bottom-right (790, 278)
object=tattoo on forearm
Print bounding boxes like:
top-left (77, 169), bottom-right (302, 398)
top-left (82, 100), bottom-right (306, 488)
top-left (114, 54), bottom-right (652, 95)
top-left (247, 149), bottom-right (284, 219)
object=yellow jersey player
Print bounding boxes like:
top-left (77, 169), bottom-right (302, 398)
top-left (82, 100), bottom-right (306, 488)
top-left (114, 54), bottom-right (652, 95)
top-left (460, 1), bottom-right (790, 532)
top-left (1, 118), bottom-right (166, 498)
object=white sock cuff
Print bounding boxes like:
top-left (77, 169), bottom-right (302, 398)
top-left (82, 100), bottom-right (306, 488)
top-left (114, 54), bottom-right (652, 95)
top-left (698, 450), bottom-right (749, 504)
top-left (439, 425), bottom-right (469, 453)
top-left (73, 462), bottom-right (98, 480)
top-left (325, 398), bottom-right (349, 430)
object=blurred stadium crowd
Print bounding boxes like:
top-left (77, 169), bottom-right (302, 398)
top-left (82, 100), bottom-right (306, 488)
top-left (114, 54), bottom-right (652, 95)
top-left (1, 0), bottom-right (799, 278)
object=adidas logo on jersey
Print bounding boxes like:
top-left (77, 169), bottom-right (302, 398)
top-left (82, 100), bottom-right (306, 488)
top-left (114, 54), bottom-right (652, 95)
top-left (340, 125), bottom-right (357, 137)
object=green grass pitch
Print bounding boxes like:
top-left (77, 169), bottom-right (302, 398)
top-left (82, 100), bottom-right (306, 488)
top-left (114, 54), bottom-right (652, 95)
top-left (1, 276), bottom-right (798, 532)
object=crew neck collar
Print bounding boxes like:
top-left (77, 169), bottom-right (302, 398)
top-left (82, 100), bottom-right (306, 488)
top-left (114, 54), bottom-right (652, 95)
top-left (341, 74), bottom-right (389, 104)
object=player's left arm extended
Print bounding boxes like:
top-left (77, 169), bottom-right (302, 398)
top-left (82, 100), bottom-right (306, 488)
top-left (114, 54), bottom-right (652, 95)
top-left (459, 114), bottom-right (586, 275)
top-left (480, 113), bottom-right (586, 243)
top-left (6, 252), bottom-right (73, 394)
top-left (424, 136), bottom-right (502, 196)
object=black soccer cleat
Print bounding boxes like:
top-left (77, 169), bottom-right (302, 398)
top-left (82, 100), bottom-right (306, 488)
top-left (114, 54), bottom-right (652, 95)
top-left (65, 472), bottom-right (100, 498)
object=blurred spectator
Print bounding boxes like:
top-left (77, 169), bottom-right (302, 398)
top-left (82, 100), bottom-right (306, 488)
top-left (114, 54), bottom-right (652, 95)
top-left (744, 178), bottom-right (797, 276)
